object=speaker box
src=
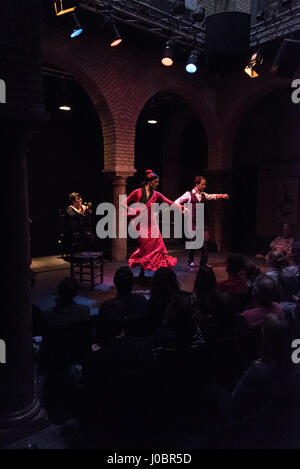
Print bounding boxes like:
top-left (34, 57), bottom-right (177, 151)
top-left (206, 12), bottom-right (250, 56)
top-left (271, 39), bottom-right (300, 78)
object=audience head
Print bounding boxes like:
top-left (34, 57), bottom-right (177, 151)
top-left (252, 275), bottom-right (276, 308)
top-left (226, 254), bottom-right (245, 276)
top-left (193, 265), bottom-right (217, 300)
top-left (164, 292), bottom-right (198, 343)
top-left (150, 267), bottom-right (180, 303)
top-left (269, 251), bottom-right (289, 271)
top-left (244, 262), bottom-right (261, 284)
top-left (114, 266), bottom-right (134, 296)
top-left (57, 277), bottom-right (78, 304)
top-left (261, 314), bottom-right (291, 373)
top-left (279, 270), bottom-right (299, 301)
top-left (212, 292), bottom-right (239, 324)
top-left (96, 299), bottom-right (126, 343)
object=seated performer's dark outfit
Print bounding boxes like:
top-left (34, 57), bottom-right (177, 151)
top-left (66, 204), bottom-right (90, 253)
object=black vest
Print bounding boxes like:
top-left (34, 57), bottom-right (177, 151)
top-left (190, 191), bottom-right (208, 229)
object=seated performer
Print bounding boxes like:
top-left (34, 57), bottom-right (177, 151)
top-left (66, 192), bottom-right (92, 253)
top-left (123, 169), bottom-right (183, 282)
top-left (175, 176), bottom-right (229, 268)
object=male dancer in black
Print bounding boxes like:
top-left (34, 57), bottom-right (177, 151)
top-left (175, 176), bottom-right (229, 268)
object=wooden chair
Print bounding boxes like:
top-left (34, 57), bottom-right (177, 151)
top-left (70, 251), bottom-right (104, 290)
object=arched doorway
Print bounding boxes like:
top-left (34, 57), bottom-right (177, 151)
top-left (133, 92), bottom-right (208, 196)
top-left (226, 87), bottom-right (299, 254)
top-left (27, 66), bottom-right (109, 257)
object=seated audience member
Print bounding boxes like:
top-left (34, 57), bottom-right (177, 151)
top-left (146, 267), bottom-right (180, 335)
top-left (201, 292), bottom-right (248, 343)
top-left (277, 270), bottom-right (298, 325)
top-left (150, 292), bottom-right (208, 436)
top-left (43, 277), bottom-right (90, 329)
top-left (113, 266), bottom-right (147, 336)
top-left (82, 299), bottom-right (153, 447)
top-left (244, 262), bottom-right (261, 289)
top-left (151, 291), bottom-right (205, 358)
top-left (268, 223), bottom-right (294, 260)
top-left (266, 251), bottom-right (289, 286)
top-left (40, 278), bottom-right (91, 419)
top-left (241, 275), bottom-right (284, 329)
top-left (284, 240), bottom-right (300, 296)
top-left (88, 299), bottom-right (152, 370)
top-left (232, 314), bottom-right (293, 419)
top-left (193, 266), bottom-right (218, 320)
top-left (218, 254), bottom-right (248, 295)
top-left (243, 262), bottom-right (261, 309)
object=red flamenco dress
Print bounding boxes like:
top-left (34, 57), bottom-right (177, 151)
top-left (123, 188), bottom-right (178, 271)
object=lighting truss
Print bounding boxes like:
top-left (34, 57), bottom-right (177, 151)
top-left (77, 0), bottom-right (300, 51)
top-left (78, 0), bottom-right (206, 50)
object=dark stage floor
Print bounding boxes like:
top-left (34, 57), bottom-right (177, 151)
top-left (31, 249), bottom-right (268, 316)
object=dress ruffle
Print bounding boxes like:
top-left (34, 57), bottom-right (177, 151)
top-left (129, 247), bottom-right (177, 271)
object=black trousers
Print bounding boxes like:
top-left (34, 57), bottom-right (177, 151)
top-left (188, 241), bottom-right (209, 266)
top-left (188, 228), bottom-right (209, 266)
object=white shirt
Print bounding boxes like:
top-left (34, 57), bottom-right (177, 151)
top-left (175, 188), bottom-right (218, 204)
top-left (70, 204), bottom-right (87, 214)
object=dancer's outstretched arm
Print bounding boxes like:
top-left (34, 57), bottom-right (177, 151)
top-left (155, 191), bottom-right (184, 211)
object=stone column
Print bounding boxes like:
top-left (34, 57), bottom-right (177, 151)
top-left (0, 0), bottom-right (48, 430)
top-left (103, 170), bottom-right (136, 261)
top-left (0, 129), bottom-right (41, 427)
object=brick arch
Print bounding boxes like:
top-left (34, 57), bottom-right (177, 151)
top-left (123, 78), bottom-right (221, 170)
top-left (126, 80), bottom-right (219, 139)
top-left (220, 77), bottom-right (290, 169)
top-left (42, 34), bottom-right (120, 171)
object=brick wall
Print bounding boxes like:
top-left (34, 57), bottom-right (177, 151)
top-left (41, 14), bottom-right (290, 176)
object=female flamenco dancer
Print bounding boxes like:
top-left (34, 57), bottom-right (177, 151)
top-left (123, 169), bottom-right (183, 282)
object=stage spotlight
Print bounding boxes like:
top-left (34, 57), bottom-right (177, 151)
top-left (244, 50), bottom-right (263, 78)
top-left (107, 20), bottom-right (122, 47)
top-left (59, 105), bottom-right (71, 111)
top-left (65, 12), bottom-right (83, 38)
top-left (191, 6), bottom-right (205, 22)
top-left (173, 0), bottom-right (185, 15)
top-left (58, 79), bottom-right (72, 111)
top-left (147, 108), bottom-right (158, 124)
top-left (146, 100), bottom-right (158, 124)
top-left (186, 50), bottom-right (199, 74)
top-left (161, 41), bottom-right (175, 67)
top-left (53, 0), bottom-right (77, 16)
